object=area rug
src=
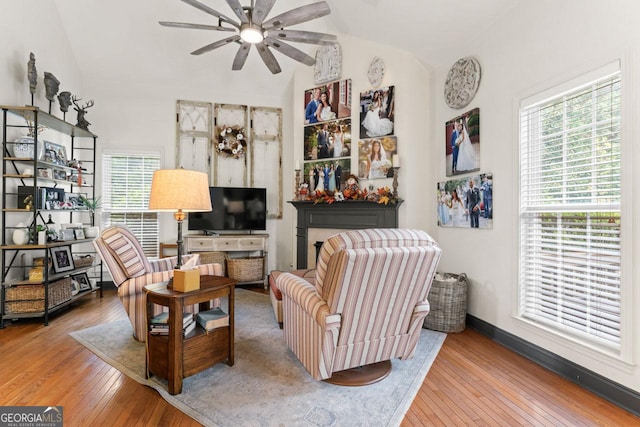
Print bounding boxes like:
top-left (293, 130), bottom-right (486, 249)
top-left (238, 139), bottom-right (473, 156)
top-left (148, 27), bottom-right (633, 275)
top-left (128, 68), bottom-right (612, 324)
top-left (70, 289), bottom-right (446, 427)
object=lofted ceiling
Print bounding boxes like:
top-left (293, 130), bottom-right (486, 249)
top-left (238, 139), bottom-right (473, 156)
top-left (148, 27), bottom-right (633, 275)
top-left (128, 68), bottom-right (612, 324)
top-left (52, 0), bottom-right (523, 91)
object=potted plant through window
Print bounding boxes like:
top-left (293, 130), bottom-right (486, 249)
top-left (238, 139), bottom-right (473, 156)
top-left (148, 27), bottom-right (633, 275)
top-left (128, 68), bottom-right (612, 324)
top-left (79, 195), bottom-right (101, 238)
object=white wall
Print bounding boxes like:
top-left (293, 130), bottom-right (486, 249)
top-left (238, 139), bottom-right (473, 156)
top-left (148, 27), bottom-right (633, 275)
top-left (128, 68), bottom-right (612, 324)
top-left (430, 0), bottom-right (640, 392)
top-left (0, 1), bottom-right (82, 107)
top-left (0, 1), bottom-right (84, 249)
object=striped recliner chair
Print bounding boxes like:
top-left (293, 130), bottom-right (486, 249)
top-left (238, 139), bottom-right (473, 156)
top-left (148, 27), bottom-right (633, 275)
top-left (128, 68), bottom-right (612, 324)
top-left (93, 225), bottom-right (223, 342)
top-left (277, 229), bottom-right (441, 382)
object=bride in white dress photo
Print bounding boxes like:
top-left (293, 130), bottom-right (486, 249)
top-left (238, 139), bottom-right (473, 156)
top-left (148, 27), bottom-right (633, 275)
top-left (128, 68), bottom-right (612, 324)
top-left (361, 90), bottom-right (394, 138)
top-left (454, 121), bottom-right (477, 172)
top-left (316, 92), bottom-right (336, 122)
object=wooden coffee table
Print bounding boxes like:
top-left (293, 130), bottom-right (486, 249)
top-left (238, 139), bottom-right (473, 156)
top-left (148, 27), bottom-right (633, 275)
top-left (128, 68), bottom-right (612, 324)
top-left (144, 275), bottom-right (237, 395)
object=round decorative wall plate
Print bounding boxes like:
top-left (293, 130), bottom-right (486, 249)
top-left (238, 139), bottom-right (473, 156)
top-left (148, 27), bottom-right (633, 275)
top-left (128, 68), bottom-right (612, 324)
top-left (367, 57), bottom-right (385, 88)
top-left (444, 57), bottom-right (481, 109)
top-left (314, 43), bottom-right (342, 85)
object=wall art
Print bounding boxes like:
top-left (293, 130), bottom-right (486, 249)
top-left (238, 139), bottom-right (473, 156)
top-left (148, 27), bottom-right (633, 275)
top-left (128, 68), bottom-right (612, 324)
top-left (357, 136), bottom-right (397, 180)
top-left (444, 56), bottom-right (481, 109)
top-left (445, 107), bottom-right (480, 177)
top-left (303, 119), bottom-right (351, 161)
top-left (359, 86), bottom-right (395, 139)
top-left (303, 79), bottom-right (352, 126)
top-left (437, 172), bottom-right (493, 229)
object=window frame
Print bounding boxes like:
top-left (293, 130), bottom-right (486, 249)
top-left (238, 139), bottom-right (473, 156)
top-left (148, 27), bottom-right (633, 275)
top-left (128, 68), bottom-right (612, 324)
top-left (101, 149), bottom-right (162, 257)
top-left (517, 60), bottom-right (628, 359)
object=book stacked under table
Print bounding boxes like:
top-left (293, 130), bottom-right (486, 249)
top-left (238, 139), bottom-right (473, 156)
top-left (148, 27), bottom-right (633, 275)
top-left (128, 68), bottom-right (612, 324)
top-left (150, 312), bottom-right (196, 336)
top-left (196, 307), bottom-right (229, 332)
top-left (150, 307), bottom-right (229, 336)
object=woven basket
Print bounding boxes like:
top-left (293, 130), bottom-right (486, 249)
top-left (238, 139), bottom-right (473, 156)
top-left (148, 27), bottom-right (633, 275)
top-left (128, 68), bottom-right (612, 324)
top-left (73, 255), bottom-right (94, 268)
top-left (196, 251), bottom-right (227, 276)
top-left (226, 256), bottom-right (264, 282)
top-left (4, 277), bottom-right (73, 314)
top-left (423, 272), bottom-right (468, 333)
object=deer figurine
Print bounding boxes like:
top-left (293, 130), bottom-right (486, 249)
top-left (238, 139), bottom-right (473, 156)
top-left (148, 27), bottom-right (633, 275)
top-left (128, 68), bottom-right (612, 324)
top-left (72, 96), bottom-right (94, 130)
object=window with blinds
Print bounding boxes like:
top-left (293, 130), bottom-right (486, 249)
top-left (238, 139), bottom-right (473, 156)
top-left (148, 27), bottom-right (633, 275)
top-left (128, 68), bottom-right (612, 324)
top-left (519, 63), bottom-right (621, 350)
top-left (102, 153), bottom-right (160, 257)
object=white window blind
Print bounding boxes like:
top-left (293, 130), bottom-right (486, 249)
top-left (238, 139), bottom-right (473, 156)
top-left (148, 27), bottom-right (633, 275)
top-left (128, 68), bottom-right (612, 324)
top-left (102, 153), bottom-right (160, 256)
top-left (519, 65), bottom-right (621, 350)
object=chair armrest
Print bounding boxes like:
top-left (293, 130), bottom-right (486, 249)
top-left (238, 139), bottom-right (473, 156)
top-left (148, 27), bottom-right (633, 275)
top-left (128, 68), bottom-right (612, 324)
top-left (408, 299), bottom-right (431, 335)
top-left (278, 273), bottom-right (340, 330)
top-left (148, 256), bottom-right (177, 272)
top-left (148, 254), bottom-right (200, 273)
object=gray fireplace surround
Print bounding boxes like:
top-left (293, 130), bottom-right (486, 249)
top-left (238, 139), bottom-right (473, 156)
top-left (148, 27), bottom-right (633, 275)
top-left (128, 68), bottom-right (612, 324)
top-left (289, 200), bottom-right (402, 269)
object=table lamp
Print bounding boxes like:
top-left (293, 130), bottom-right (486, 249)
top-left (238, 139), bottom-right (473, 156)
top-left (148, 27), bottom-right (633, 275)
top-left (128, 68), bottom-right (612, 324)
top-left (148, 168), bottom-right (211, 270)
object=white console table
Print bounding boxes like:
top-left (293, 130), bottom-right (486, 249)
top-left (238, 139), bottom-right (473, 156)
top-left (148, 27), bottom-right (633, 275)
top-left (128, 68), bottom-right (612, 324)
top-left (185, 234), bottom-right (268, 288)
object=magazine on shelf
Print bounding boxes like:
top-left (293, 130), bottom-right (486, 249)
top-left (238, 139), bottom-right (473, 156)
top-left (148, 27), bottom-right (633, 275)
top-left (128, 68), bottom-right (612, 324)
top-left (195, 307), bottom-right (229, 332)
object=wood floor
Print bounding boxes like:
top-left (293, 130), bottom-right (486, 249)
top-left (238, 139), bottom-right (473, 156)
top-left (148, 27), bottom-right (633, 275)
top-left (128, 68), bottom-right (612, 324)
top-left (0, 287), bottom-right (637, 427)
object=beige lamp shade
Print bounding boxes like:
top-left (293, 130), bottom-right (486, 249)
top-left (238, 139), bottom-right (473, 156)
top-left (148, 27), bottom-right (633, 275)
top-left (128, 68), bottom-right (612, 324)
top-left (148, 169), bottom-right (211, 212)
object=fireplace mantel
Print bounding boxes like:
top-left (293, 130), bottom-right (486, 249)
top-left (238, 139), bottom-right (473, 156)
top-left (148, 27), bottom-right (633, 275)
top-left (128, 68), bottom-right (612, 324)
top-left (289, 200), bottom-right (403, 269)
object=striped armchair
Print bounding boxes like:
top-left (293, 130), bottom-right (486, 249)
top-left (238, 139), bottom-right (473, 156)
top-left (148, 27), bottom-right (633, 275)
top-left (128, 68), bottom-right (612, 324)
top-left (277, 229), bottom-right (441, 383)
top-left (93, 225), bottom-right (223, 342)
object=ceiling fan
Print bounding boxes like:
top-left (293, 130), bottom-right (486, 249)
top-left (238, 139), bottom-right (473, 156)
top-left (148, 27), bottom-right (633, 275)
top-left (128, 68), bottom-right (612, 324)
top-left (160, 0), bottom-right (337, 74)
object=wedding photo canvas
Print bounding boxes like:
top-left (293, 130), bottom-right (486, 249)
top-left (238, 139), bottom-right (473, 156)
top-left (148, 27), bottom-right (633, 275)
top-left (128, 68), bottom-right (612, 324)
top-left (357, 136), bottom-right (397, 180)
top-left (303, 79), bottom-right (352, 126)
top-left (437, 172), bottom-right (493, 229)
top-left (304, 158), bottom-right (351, 193)
top-left (445, 107), bottom-right (480, 177)
top-left (359, 86), bottom-right (395, 139)
top-left (303, 119), bottom-right (351, 161)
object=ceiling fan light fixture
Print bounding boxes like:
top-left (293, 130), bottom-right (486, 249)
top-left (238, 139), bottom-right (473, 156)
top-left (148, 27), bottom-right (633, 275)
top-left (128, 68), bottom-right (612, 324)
top-left (240, 23), bottom-right (264, 43)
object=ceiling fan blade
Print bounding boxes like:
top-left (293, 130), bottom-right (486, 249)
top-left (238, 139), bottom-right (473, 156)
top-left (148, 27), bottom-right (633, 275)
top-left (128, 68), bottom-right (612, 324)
top-left (263, 1), bottom-right (330, 30)
top-left (181, 0), bottom-right (239, 28)
top-left (256, 42), bottom-right (282, 74)
top-left (159, 21), bottom-right (235, 32)
top-left (264, 37), bottom-right (315, 66)
top-left (267, 29), bottom-right (336, 45)
top-left (191, 35), bottom-right (240, 55)
top-left (224, 0), bottom-right (249, 24)
top-left (232, 43), bottom-right (252, 70)
top-left (252, 0), bottom-right (277, 25)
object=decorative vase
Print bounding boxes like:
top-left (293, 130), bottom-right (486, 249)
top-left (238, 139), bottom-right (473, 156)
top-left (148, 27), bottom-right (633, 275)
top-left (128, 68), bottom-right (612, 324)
top-left (83, 226), bottom-right (99, 238)
top-left (12, 222), bottom-right (29, 245)
top-left (11, 136), bottom-right (43, 160)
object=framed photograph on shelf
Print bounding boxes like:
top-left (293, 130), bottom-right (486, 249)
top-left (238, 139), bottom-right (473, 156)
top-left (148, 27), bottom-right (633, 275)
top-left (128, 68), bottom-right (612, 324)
top-left (71, 272), bottom-right (91, 291)
top-left (58, 229), bottom-right (75, 241)
top-left (64, 193), bottom-right (86, 210)
top-left (50, 246), bottom-right (75, 273)
top-left (43, 141), bottom-right (68, 167)
top-left (52, 169), bottom-right (67, 180)
top-left (74, 229), bottom-right (85, 240)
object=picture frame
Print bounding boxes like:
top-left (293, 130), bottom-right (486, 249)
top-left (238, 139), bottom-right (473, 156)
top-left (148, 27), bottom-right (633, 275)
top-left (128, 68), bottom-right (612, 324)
top-left (43, 141), bottom-right (68, 167)
top-left (64, 193), bottom-right (86, 210)
top-left (71, 272), bottom-right (91, 291)
top-left (50, 246), bottom-right (75, 273)
top-left (58, 229), bottom-right (76, 241)
top-left (74, 229), bottom-right (85, 240)
top-left (53, 169), bottom-right (67, 180)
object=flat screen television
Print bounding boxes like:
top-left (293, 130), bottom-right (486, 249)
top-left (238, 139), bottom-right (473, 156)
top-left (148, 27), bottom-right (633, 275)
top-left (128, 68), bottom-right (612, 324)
top-left (188, 186), bottom-right (267, 233)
